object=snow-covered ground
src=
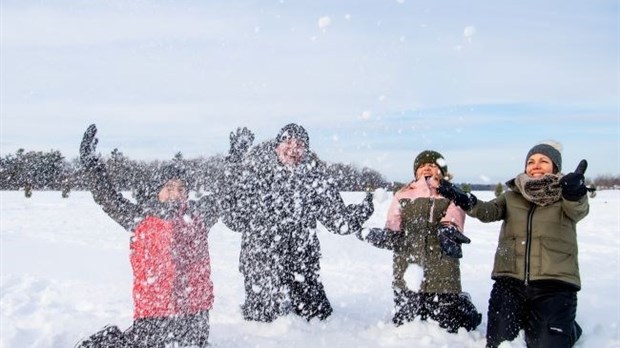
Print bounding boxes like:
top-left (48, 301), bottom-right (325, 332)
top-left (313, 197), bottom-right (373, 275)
top-left (1, 190), bottom-right (619, 347)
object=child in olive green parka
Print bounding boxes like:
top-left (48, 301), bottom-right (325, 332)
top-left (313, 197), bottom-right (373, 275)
top-left (358, 150), bottom-right (481, 333)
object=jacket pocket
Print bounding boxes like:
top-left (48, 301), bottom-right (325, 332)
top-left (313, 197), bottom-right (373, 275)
top-left (494, 237), bottom-right (517, 274)
top-left (539, 238), bottom-right (577, 278)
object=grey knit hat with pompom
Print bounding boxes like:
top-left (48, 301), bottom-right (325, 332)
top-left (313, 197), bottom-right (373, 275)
top-left (525, 143), bottom-right (562, 173)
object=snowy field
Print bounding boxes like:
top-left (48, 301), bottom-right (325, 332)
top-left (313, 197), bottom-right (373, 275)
top-left (1, 189), bottom-right (619, 348)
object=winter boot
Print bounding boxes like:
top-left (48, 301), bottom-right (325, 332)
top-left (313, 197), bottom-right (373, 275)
top-left (392, 289), bottom-right (424, 326)
top-left (75, 325), bottom-right (125, 348)
top-left (425, 293), bottom-right (481, 333)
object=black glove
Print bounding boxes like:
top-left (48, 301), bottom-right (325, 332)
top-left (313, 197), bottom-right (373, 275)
top-left (437, 179), bottom-right (478, 211)
top-left (227, 127), bottom-right (254, 163)
top-left (348, 193), bottom-right (374, 233)
top-left (437, 224), bottom-right (471, 259)
top-left (560, 159), bottom-right (588, 201)
top-left (79, 124), bottom-right (100, 169)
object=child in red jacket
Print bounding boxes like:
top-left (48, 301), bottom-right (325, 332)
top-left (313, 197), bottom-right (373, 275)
top-left (76, 125), bottom-right (217, 348)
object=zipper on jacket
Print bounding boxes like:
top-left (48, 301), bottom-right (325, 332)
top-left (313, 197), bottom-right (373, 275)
top-left (524, 204), bottom-right (536, 286)
top-left (424, 177), bottom-right (435, 223)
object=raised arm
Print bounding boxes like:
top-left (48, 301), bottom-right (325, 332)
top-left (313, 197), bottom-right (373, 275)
top-left (559, 160), bottom-right (590, 222)
top-left (80, 124), bottom-right (143, 231)
top-left (218, 127), bottom-right (255, 233)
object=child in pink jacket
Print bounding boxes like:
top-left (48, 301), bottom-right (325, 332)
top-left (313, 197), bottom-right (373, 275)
top-left (359, 150), bottom-right (481, 332)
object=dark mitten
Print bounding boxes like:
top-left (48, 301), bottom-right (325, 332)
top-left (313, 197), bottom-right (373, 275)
top-left (348, 193), bottom-right (374, 233)
top-left (227, 127), bottom-right (254, 163)
top-left (79, 124), bottom-right (100, 169)
top-left (437, 224), bottom-right (471, 259)
top-left (560, 159), bottom-right (588, 201)
top-left (437, 179), bottom-right (478, 211)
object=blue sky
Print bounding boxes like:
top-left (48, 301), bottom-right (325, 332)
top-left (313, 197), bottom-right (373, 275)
top-left (1, 0), bottom-right (618, 184)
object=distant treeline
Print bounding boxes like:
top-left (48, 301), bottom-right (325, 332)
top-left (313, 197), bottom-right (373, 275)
top-left (1, 149), bottom-right (617, 196)
top-left (0, 148), bottom-right (391, 195)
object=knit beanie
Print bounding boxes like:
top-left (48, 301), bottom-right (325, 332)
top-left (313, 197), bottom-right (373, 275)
top-left (155, 163), bottom-right (186, 188)
top-left (413, 150), bottom-right (448, 176)
top-left (276, 123), bottom-right (309, 148)
top-left (525, 143), bottom-right (562, 173)
top-left (135, 163), bottom-right (187, 203)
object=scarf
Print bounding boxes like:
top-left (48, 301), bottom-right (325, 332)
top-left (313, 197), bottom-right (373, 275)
top-left (513, 173), bottom-right (562, 206)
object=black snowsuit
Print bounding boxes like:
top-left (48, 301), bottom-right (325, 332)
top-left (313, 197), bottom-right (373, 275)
top-left (222, 139), bottom-right (372, 322)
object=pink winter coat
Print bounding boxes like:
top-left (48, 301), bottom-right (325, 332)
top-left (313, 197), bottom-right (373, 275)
top-left (385, 178), bottom-right (465, 232)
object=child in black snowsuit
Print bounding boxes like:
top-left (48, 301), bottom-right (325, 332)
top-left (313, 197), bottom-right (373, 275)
top-left (75, 124), bottom-right (219, 348)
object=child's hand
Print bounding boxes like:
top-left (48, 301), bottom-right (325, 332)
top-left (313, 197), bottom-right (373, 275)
top-left (80, 124), bottom-right (100, 168)
top-left (437, 224), bottom-right (471, 259)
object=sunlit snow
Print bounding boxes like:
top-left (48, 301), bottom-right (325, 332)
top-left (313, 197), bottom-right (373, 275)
top-left (1, 190), bottom-right (618, 347)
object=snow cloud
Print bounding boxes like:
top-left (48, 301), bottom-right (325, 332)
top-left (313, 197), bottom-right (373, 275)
top-left (318, 16), bottom-right (331, 32)
top-left (464, 25), bottom-right (476, 42)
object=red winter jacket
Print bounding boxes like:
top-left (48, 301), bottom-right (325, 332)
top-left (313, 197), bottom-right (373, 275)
top-left (85, 163), bottom-right (219, 320)
top-left (131, 213), bottom-right (214, 319)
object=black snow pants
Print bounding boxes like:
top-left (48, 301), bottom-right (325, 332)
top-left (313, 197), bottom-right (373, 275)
top-left (486, 277), bottom-right (582, 348)
top-left (288, 228), bottom-right (333, 322)
top-left (240, 270), bottom-right (291, 322)
top-left (240, 270), bottom-right (333, 322)
top-left (290, 273), bottom-right (333, 321)
top-left (392, 288), bottom-right (482, 332)
top-left (240, 246), bottom-right (334, 323)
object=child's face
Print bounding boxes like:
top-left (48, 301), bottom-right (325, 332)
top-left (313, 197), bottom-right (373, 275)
top-left (416, 162), bottom-right (442, 182)
top-left (158, 179), bottom-right (188, 203)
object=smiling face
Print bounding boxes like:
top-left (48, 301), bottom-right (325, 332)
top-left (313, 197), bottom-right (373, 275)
top-left (415, 162), bottom-right (443, 182)
top-left (526, 154), bottom-right (555, 178)
top-left (157, 179), bottom-right (188, 203)
top-left (275, 138), bottom-right (306, 166)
